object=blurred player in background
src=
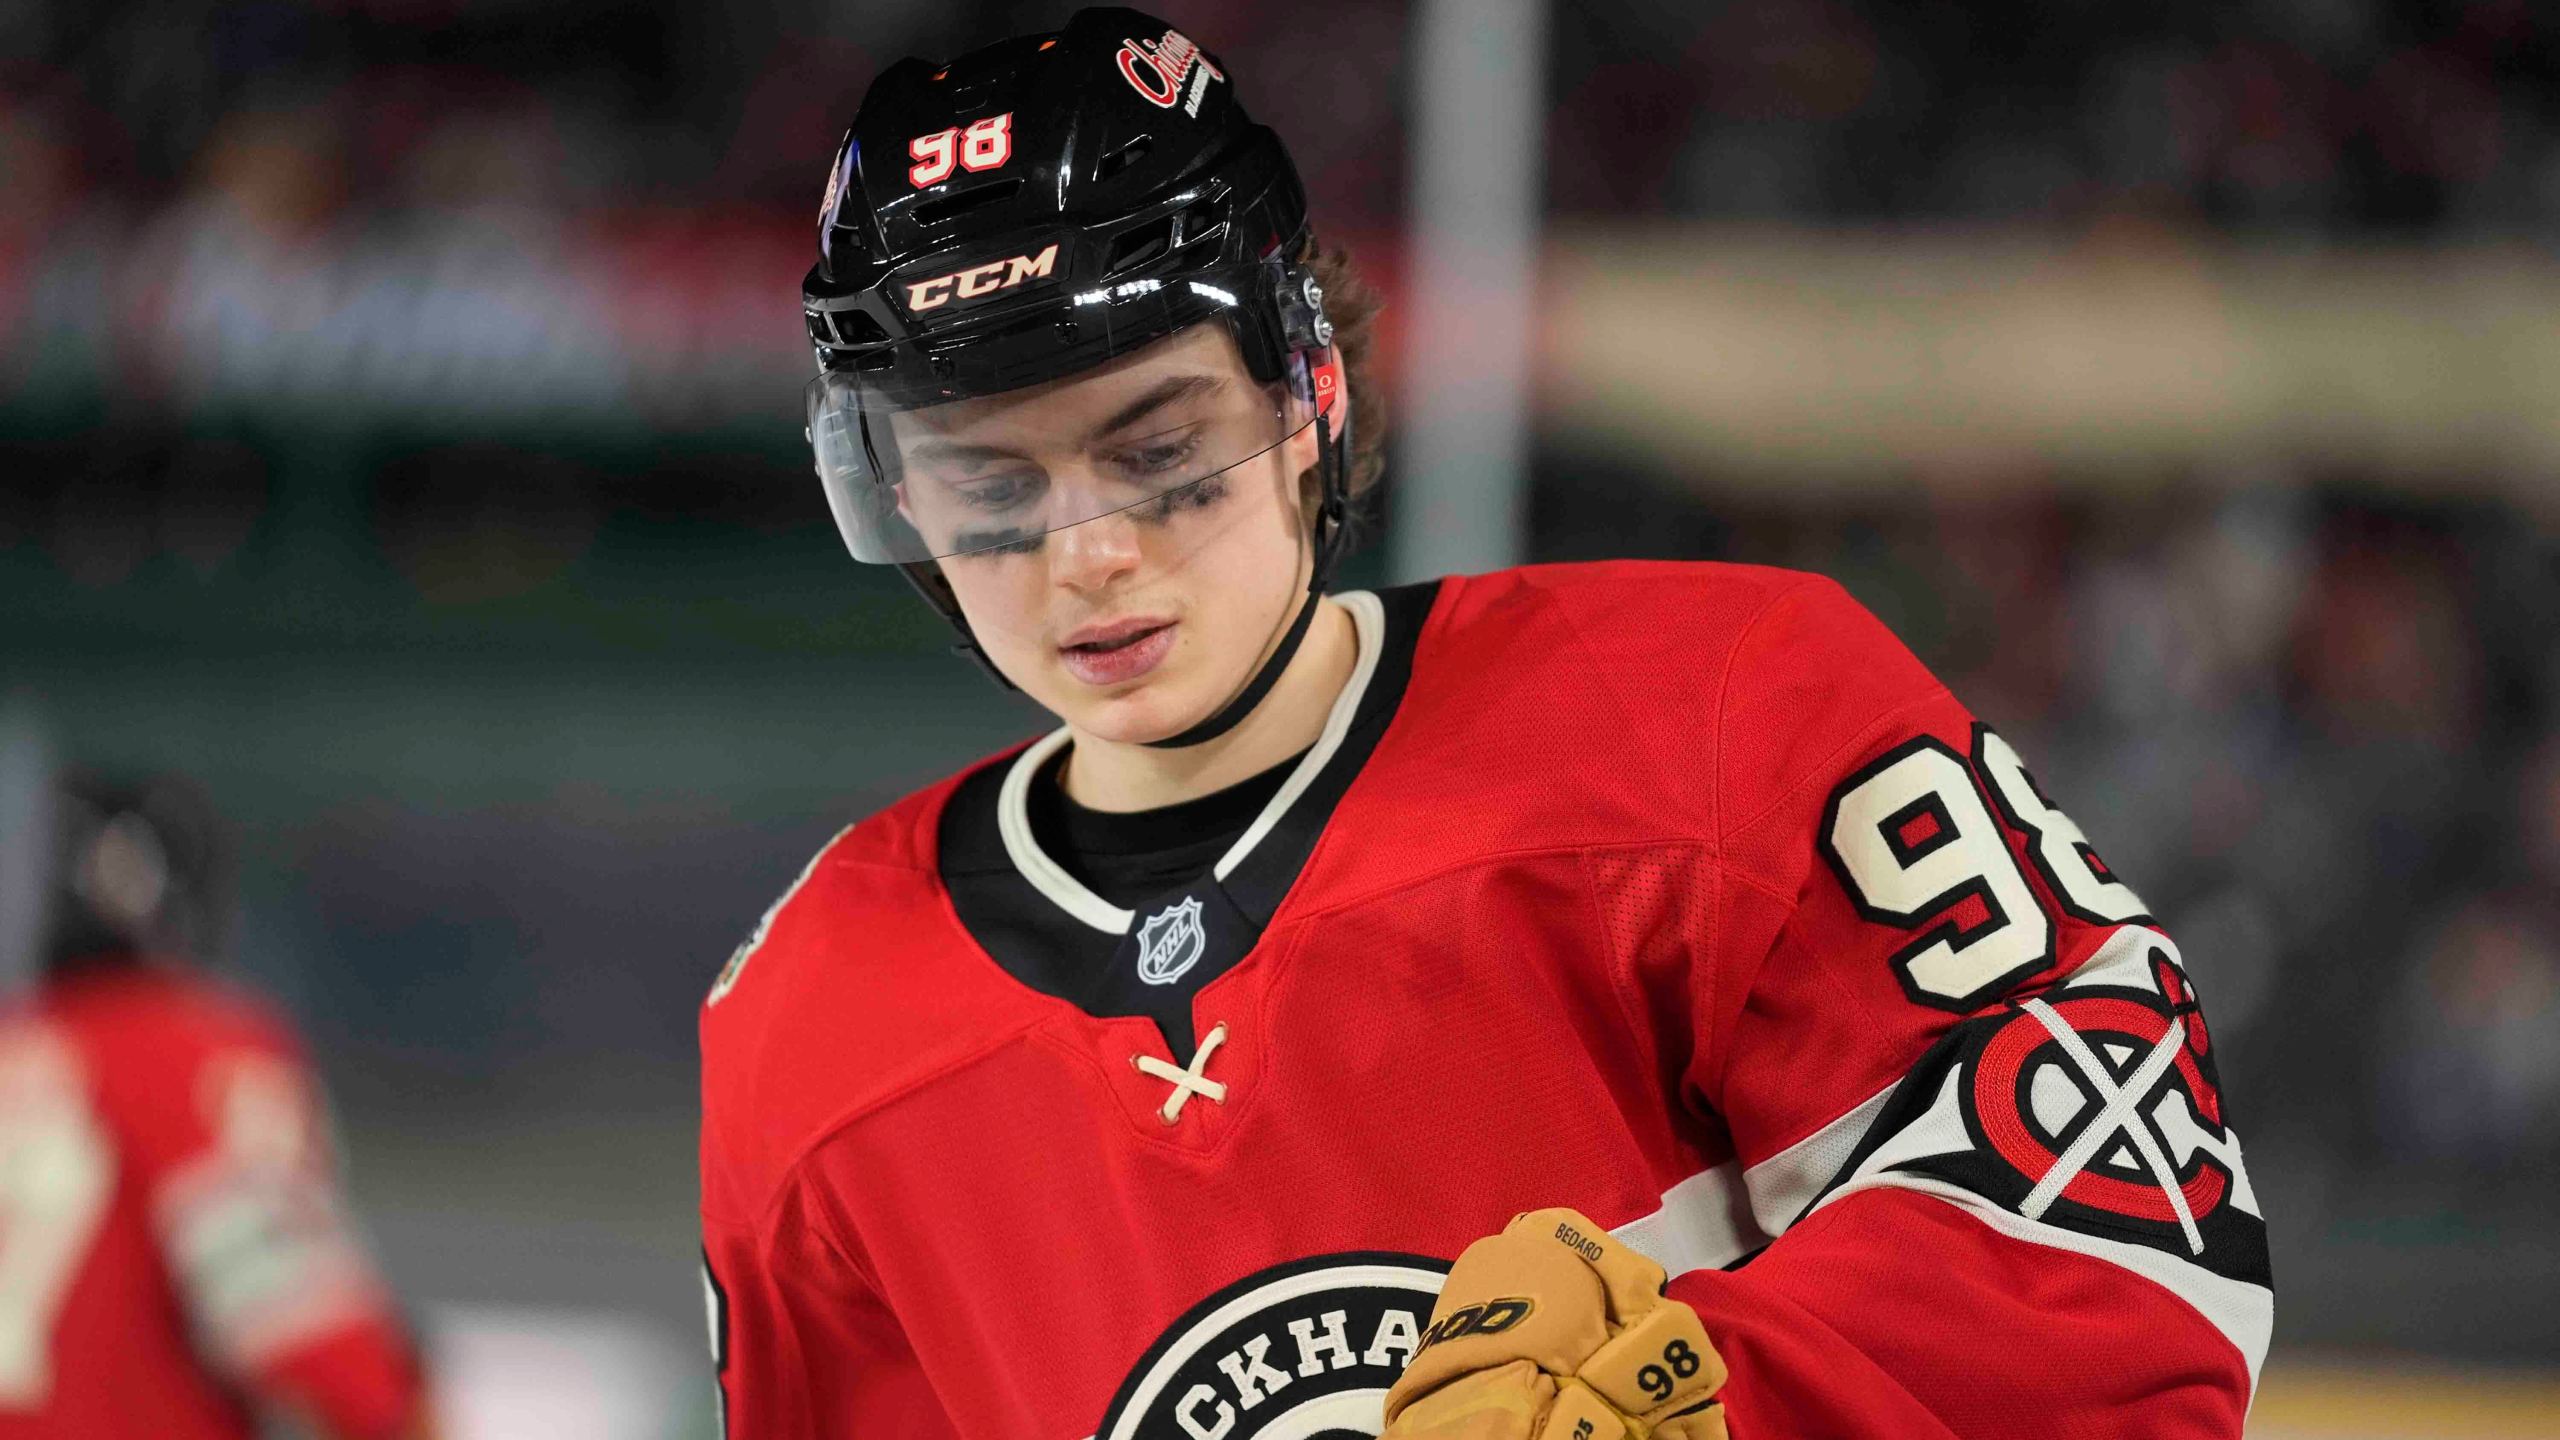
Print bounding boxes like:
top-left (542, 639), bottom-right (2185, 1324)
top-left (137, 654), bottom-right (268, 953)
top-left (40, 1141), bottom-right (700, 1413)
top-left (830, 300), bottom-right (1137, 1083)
top-left (0, 715), bottom-right (436, 1440)
top-left (699, 8), bottom-right (2271, 1437)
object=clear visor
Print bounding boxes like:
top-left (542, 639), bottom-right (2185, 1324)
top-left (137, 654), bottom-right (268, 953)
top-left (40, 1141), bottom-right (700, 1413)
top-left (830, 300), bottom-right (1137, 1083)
top-left (808, 281), bottom-right (1320, 565)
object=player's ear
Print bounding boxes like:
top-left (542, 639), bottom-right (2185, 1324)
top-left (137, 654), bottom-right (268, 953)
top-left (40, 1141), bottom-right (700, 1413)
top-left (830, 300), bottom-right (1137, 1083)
top-left (1279, 416), bottom-right (1323, 499)
top-left (1282, 442), bottom-right (1320, 498)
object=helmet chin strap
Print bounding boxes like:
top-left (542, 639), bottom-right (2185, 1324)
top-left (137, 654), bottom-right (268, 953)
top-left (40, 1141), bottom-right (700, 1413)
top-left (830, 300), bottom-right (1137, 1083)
top-left (1138, 573), bottom-right (1324, 750)
top-left (1142, 423), bottom-right (1352, 752)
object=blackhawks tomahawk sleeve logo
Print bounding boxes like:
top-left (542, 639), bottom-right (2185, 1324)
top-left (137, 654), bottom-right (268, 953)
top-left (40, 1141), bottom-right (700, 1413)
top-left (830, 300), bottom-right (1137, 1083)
top-left (1802, 926), bottom-right (2268, 1286)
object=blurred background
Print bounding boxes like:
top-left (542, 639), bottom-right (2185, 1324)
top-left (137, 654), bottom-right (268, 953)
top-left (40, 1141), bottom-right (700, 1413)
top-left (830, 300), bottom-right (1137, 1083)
top-left (4, 0), bottom-right (2556, 1434)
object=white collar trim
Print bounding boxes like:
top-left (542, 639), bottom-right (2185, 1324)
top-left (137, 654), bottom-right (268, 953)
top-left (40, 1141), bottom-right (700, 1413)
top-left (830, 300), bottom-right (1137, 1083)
top-left (996, 591), bottom-right (1387, 935)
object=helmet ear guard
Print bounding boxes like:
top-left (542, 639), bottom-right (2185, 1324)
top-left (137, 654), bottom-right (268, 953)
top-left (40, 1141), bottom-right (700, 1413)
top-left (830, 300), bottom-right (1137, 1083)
top-left (1274, 265), bottom-right (1334, 352)
top-left (1273, 258), bottom-right (1351, 463)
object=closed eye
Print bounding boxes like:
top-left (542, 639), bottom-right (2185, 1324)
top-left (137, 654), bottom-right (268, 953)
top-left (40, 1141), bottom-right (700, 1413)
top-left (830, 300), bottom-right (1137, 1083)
top-left (1111, 428), bottom-right (1205, 477)
top-left (950, 472), bottom-right (1044, 511)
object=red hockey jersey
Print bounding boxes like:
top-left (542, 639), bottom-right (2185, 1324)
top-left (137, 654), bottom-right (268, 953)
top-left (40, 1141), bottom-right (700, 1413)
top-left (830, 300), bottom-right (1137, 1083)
top-left (698, 561), bottom-right (2271, 1439)
top-left (0, 966), bottom-right (424, 1440)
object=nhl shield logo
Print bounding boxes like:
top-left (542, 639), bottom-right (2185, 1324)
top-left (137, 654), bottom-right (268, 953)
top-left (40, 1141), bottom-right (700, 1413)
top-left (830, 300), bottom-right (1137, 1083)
top-left (1136, 896), bottom-right (1207, 987)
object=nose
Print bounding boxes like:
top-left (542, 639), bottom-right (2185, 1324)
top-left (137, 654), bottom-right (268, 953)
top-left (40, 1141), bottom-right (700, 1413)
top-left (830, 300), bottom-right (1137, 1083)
top-left (1050, 504), bottom-right (1143, 595)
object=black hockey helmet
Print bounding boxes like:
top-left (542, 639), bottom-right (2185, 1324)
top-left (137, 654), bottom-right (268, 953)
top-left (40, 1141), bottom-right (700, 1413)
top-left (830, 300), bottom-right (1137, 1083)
top-left (801, 8), bottom-right (1353, 742)
top-left (0, 714), bottom-right (233, 991)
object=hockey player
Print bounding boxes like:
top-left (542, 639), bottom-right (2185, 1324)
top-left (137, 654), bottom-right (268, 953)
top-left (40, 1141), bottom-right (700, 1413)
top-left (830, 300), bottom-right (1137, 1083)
top-left (0, 733), bottom-right (437, 1440)
top-left (699, 9), bottom-right (2272, 1437)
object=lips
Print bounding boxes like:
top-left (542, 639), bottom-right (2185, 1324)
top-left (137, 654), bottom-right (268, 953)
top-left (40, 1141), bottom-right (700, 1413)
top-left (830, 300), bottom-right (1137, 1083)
top-left (1062, 615), bottom-right (1175, 650)
top-left (1058, 617), bottom-right (1177, 687)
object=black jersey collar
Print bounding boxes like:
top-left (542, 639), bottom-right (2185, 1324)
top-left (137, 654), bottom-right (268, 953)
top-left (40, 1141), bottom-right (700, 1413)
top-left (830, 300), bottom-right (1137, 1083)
top-left (993, 590), bottom-right (1390, 934)
top-left (936, 583), bottom-right (1436, 1056)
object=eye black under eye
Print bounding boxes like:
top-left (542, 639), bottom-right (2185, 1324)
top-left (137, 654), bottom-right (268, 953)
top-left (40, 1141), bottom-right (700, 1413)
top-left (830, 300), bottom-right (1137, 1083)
top-left (1134, 477), bottom-right (1231, 522)
top-left (951, 528), bottom-right (1045, 557)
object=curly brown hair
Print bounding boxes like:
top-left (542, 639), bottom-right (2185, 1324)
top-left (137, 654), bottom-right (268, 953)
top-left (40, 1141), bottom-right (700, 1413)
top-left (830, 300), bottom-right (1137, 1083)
top-left (1297, 245), bottom-right (1387, 530)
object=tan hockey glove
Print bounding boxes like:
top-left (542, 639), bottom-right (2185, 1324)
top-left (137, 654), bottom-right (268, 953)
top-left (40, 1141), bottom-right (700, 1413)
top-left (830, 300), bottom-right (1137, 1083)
top-left (1383, 1208), bottom-right (1728, 1440)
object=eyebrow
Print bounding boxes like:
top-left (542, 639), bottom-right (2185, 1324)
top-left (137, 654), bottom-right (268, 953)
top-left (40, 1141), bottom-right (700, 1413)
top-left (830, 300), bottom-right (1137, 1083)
top-left (905, 438), bottom-right (1020, 472)
top-left (1090, 373), bottom-right (1223, 445)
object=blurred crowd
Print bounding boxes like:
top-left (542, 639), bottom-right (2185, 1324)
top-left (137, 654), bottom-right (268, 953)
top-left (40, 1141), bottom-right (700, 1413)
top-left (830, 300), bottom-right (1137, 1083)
top-left (12, 0), bottom-right (2560, 234)
top-left (1553, 0), bottom-right (2560, 233)
top-left (0, 1), bottom-right (1409, 423)
top-left (13, 1), bottom-right (2560, 422)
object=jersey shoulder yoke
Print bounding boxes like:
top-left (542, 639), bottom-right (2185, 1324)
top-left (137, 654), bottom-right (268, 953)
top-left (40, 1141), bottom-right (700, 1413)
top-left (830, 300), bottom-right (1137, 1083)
top-left (698, 745), bottom-right (1051, 1215)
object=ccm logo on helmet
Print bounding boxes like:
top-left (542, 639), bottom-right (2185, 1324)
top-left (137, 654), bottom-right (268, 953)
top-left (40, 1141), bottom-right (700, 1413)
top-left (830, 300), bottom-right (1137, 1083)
top-left (903, 243), bottom-right (1060, 314)
top-left (1118, 28), bottom-right (1224, 116)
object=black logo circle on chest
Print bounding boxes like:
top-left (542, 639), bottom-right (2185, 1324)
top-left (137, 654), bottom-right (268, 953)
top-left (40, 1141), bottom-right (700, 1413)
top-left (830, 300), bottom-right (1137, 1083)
top-left (1093, 1253), bottom-right (1450, 1440)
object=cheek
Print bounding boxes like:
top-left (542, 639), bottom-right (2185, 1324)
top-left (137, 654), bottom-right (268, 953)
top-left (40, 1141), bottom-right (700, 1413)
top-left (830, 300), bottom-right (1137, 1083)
top-left (1181, 469), bottom-right (1306, 620)
top-left (939, 560), bottom-right (1047, 652)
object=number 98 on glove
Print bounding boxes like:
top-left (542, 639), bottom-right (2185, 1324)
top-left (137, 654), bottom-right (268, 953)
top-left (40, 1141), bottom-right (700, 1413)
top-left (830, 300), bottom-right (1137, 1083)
top-left (1382, 1209), bottom-right (1728, 1440)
